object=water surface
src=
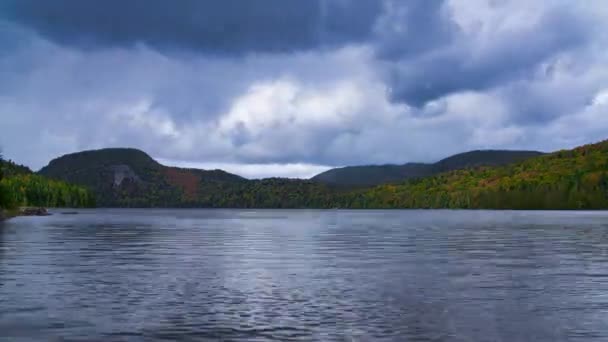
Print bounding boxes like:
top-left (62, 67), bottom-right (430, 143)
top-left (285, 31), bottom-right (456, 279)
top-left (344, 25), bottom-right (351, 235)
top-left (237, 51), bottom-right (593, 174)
top-left (2, 209), bottom-right (608, 341)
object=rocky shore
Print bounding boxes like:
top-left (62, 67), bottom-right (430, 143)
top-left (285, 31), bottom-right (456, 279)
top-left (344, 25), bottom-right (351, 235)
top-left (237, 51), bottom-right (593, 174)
top-left (19, 207), bottom-right (51, 216)
top-left (0, 207), bottom-right (51, 220)
top-left (0, 208), bottom-right (16, 221)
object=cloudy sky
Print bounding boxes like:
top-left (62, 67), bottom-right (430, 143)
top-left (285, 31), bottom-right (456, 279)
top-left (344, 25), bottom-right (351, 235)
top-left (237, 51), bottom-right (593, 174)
top-left (1, 0), bottom-right (607, 178)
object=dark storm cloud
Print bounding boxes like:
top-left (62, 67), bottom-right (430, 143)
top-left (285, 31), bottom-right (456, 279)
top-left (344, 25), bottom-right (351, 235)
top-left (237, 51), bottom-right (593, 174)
top-left (378, 1), bottom-right (592, 107)
top-left (373, 0), bottom-right (454, 59)
top-left (0, 0), bottom-right (382, 54)
top-left (0, 0), bottom-right (607, 177)
top-left (0, 0), bottom-right (595, 110)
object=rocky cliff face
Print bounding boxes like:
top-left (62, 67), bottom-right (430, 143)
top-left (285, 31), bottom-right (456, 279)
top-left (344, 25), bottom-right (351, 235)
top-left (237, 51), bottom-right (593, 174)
top-left (109, 165), bottom-right (142, 187)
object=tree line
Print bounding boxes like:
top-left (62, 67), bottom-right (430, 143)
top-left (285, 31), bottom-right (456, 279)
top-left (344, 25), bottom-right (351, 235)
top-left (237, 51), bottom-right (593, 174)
top-left (335, 141), bottom-right (608, 209)
top-left (3, 139), bottom-right (608, 210)
top-left (0, 154), bottom-right (94, 209)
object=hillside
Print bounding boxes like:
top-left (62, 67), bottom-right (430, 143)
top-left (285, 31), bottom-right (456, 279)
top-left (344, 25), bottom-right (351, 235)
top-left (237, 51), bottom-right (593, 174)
top-left (0, 158), bottom-right (33, 177)
top-left (39, 148), bottom-right (246, 207)
top-left (35, 141), bottom-right (608, 209)
top-left (311, 150), bottom-right (544, 186)
top-left (339, 140), bottom-right (608, 209)
top-left (0, 156), bottom-right (93, 210)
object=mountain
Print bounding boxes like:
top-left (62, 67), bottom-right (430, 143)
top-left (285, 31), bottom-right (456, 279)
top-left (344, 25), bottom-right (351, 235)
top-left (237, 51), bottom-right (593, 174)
top-left (36, 141), bottom-right (608, 209)
top-left (311, 150), bottom-right (544, 186)
top-left (432, 150), bottom-right (545, 172)
top-left (37, 148), bottom-right (347, 208)
top-left (339, 140), bottom-right (608, 209)
top-left (310, 163), bottom-right (430, 187)
top-left (39, 148), bottom-right (246, 207)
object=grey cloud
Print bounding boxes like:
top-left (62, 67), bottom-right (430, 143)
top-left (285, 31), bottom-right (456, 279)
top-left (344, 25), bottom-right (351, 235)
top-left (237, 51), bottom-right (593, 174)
top-left (0, 33), bottom-right (391, 169)
top-left (0, 0), bottom-right (382, 54)
top-left (1, 0), bottom-right (597, 112)
top-left (373, 0), bottom-right (455, 60)
top-left (1, 1), bottom-right (608, 178)
top-left (378, 1), bottom-right (592, 107)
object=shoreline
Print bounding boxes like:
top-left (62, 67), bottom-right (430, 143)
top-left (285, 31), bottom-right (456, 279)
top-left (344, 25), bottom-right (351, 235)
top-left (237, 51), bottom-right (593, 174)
top-left (1, 207), bottom-right (50, 221)
top-left (0, 208), bottom-right (17, 221)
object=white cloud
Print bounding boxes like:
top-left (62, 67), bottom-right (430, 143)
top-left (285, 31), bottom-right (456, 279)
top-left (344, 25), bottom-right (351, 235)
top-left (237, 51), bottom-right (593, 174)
top-left (111, 100), bottom-right (180, 139)
top-left (157, 159), bottom-right (332, 179)
top-left (2, 1), bottom-right (608, 177)
top-left (592, 89), bottom-right (608, 107)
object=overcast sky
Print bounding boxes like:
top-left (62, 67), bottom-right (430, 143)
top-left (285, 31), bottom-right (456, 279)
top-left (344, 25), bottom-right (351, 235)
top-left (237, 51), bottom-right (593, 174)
top-left (1, 1), bottom-right (607, 178)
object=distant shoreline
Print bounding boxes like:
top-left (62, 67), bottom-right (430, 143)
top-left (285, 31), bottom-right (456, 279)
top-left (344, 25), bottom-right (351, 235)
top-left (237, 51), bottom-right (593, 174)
top-left (0, 207), bottom-right (50, 220)
top-left (31, 207), bottom-right (608, 211)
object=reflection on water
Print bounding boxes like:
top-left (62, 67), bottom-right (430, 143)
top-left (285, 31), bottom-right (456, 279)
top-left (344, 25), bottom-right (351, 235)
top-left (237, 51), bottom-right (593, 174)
top-left (2, 209), bottom-right (608, 341)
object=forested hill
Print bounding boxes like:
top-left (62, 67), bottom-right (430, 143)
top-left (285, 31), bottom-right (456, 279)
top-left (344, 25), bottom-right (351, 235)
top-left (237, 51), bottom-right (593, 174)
top-left (311, 150), bottom-right (544, 186)
top-left (39, 148), bottom-right (246, 207)
top-left (340, 140), bottom-right (608, 209)
top-left (34, 140), bottom-right (608, 209)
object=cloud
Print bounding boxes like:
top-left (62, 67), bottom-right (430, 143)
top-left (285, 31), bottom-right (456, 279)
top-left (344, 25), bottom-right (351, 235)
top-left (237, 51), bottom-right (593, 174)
top-left (1, 1), bottom-right (608, 179)
top-left (379, 0), bottom-right (592, 107)
top-left (373, 0), bottom-right (454, 59)
top-left (0, 36), bottom-right (521, 171)
top-left (157, 159), bottom-right (331, 180)
top-left (0, 0), bottom-right (381, 54)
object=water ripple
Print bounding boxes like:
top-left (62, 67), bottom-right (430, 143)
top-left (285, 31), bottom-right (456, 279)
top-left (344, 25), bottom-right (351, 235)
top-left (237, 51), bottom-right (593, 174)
top-left (1, 209), bottom-right (608, 341)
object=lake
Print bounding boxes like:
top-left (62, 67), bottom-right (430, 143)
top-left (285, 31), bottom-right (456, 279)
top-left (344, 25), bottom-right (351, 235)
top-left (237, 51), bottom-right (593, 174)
top-left (1, 209), bottom-right (608, 341)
